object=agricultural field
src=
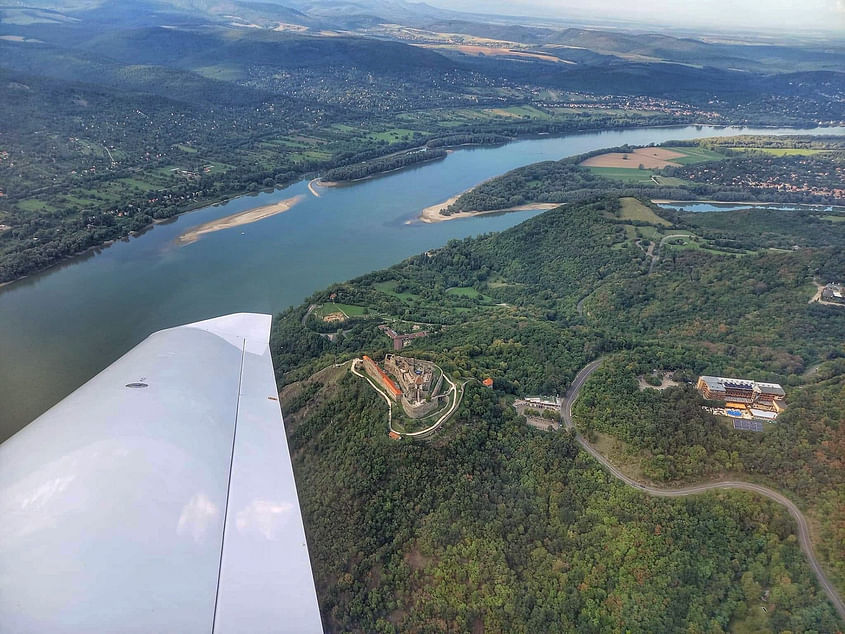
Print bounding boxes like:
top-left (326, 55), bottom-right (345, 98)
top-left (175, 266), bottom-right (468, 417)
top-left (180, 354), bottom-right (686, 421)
top-left (587, 147), bottom-right (681, 168)
top-left (421, 43), bottom-right (572, 65)
top-left (661, 145), bottom-right (727, 163)
top-left (586, 166), bottom-right (658, 183)
top-left (582, 146), bottom-right (726, 169)
top-left (483, 105), bottom-right (554, 120)
top-left (364, 128), bottom-right (421, 143)
top-left (577, 143), bottom-right (731, 186)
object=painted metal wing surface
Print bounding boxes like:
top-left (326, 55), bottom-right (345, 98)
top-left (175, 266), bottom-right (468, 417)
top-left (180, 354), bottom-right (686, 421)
top-left (0, 313), bottom-right (322, 633)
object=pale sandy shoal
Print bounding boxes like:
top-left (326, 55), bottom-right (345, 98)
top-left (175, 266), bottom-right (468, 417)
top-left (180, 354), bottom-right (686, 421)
top-left (418, 196), bottom-right (558, 224)
top-left (176, 195), bottom-right (304, 245)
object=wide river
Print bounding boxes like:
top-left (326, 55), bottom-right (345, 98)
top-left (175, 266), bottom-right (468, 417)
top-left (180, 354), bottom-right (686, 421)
top-left (2, 124), bottom-right (843, 440)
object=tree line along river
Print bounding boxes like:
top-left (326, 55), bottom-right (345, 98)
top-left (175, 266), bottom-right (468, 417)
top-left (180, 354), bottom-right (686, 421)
top-left (1, 124), bottom-right (843, 441)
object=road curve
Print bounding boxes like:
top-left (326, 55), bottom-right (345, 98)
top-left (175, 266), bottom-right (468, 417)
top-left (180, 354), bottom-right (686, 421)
top-left (562, 358), bottom-right (845, 621)
top-left (649, 233), bottom-right (695, 273)
top-left (350, 359), bottom-right (394, 428)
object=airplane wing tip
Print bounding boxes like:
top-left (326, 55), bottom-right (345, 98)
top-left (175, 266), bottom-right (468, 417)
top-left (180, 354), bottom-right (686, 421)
top-left (183, 312), bottom-right (273, 346)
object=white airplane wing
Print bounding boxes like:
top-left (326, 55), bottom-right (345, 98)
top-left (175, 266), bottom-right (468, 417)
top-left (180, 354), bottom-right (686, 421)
top-left (0, 313), bottom-right (322, 633)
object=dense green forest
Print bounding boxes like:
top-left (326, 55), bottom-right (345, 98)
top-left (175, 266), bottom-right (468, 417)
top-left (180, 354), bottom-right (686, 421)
top-left (273, 197), bottom-right (845, 630)
top-left (445, 136), bottom-right (845, 214)
top-left (285, 374), bottom-right (839, 632)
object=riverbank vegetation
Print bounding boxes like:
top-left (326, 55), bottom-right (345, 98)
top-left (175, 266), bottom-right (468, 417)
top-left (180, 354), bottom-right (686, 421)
top-left (272, 196), bottom-right (844, 630)
top-left (321, 148), bottom-right (447, 183)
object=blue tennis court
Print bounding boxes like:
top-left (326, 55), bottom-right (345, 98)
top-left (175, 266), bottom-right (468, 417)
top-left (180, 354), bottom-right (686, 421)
top-left (733, 420), bottom-right (764, 432)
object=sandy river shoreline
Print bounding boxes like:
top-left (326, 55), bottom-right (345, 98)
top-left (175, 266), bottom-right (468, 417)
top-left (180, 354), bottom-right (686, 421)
top-left (417, 195), bottom-right (558, 223)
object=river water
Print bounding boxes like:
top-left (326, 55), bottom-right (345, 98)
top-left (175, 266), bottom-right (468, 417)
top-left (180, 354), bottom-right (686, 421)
top-left (657, 202), bottom-right (843, 213)
top-left (2, 124), bottom-right (843, 440)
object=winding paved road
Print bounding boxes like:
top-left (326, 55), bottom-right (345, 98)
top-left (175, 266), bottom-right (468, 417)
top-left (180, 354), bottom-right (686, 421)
top-left (649, 233), bottom-right (695, 273)
top-left (562, 358), bottom-right (845, 621)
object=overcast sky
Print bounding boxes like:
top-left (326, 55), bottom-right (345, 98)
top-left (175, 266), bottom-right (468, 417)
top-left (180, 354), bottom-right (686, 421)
top-left (424, 0), bottom-right (845, 33)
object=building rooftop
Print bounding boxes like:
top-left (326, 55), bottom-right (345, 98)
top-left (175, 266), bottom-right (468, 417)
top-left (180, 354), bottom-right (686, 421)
top-left (754, 382), bottom-right (786, 396)
top-left (699, 375), bottom-right (784, 398)
top-left (699, 375), bottom-right (751, 391)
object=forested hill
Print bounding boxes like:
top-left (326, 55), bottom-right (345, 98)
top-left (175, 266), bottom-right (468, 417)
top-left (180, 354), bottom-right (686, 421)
top-left (274, 197), bottom-right (845, 631)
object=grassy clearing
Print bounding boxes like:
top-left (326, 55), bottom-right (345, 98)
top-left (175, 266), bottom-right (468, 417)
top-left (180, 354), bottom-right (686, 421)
top-left (484, 105), bottom-right (552, 120)
top-left (374, 280), bottom-right (421, 301)
top-left (487, 275), bottom-right (524, 289)
top-left (822, 215), bottom-right (845, 222)
top-left (365, 128), bottom-right (420, 143)
top-left (727, 147), bottom-right (831, 156)
top-left (74, 138), bottom-right (109, 158)
top-left (636, 225), bottom-right (663, 241)
top-left (446, 286), bottom-right (493, 302)
top-left (663, 146), bottom-right (727, 164)
top-left (331, 303), bottom-right (368, 316)
top-left (16, 199), bottom-right (56, 213)
top-left (618, 197), bottom-right (672, 226)
top-left (591, 431), bottom-right (649, 482)
top-left (330, 123), bottom-right (360, 133)
top-left (663, 235), bottom-right (698, 249)
top-left (663, 236), bottom-right (750, 257)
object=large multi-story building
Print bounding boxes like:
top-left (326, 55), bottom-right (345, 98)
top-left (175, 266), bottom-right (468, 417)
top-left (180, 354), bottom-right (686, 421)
top-left (697, 376), bottom-right (785, 410)
top-left (384, 354), bottom-right (444, 418)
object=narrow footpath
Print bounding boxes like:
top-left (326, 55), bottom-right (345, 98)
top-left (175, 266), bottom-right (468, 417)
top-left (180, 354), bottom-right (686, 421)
top-left (561, 358), bottom-right (845, 621)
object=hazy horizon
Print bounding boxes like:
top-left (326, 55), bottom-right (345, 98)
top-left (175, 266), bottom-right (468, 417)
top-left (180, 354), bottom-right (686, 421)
top-left (423, 0), bottom-right (845, 34)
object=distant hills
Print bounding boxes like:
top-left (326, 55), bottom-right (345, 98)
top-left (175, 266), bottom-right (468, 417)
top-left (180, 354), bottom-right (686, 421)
top-left (3, 1), bottom-right (844, 73)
